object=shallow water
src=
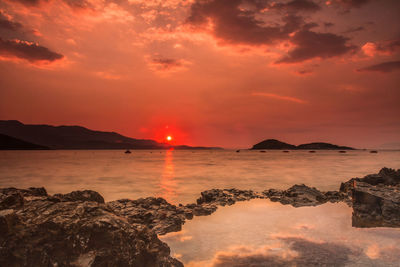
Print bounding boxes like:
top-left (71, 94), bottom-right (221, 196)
top-left (160, 199), bottom-right (400, 267)
top-left (0, 150), bottom-right (399, 203)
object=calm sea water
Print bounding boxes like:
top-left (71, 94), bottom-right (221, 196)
top-left (1, 149), bottom-right (400, 266)
top-left (0, 149), bottom-right (399, 204)
top-left (161, 200), bottom-right (400, 266)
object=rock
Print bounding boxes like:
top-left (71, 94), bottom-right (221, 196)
top-left (0, 188), bottom-right (182, 266)
top-left (340, 167), bottom-right (400, 195)
top-left (54, 190), bottom-right (105, 203)
top-left (339, 168), bottom-right (400, 227)
top-left (352, 182), bottom-right (400, 227)
top-left (263, 184), bottom-right (347, 207)
top-left (108, 197), bottom-right (187, 235)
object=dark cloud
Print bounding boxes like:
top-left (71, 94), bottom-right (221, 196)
top-left (10, 0), bottom-right (92, 9)
top-left (368, 38), bottom-right (400, 54)
top-left (11, 0), bottom-right (48, 6)
top-left (187, 0), bottom-right (306, 45)
top-left (0, 12), bottom-right (23, 32)
top-left (276, 29), bottom-right (357, 63)
top-left (187, 0), bottom-right (355, 63)
top-left (271, 0), bottom-right (321, 13)
top-left (343, 26), bottom-right (365, 33)
top-left (151, 58), bottom-right (183, 70)
top-left (324, 22), bottom-right (334, 27)
top-left (357, 61), bottom-right (400, 73)
top-left (329, 0), bottom-right (371, 8)
top-left (0, 37), bottom-right (63, 63)
top-left (212, 237), bottom-right (353, 267)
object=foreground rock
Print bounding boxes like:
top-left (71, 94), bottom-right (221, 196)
top-left (0, 188), bottom-right (182, 267)
top-left (263, 184), bottom-right (347, 207)
top-left (340, 168), bottom-right (400, 227)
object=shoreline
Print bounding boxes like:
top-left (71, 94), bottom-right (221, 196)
top-left (1, 168), bottom-right (399, 266)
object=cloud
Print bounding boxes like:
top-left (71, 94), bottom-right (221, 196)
top-left (147, 56), bottom-right (191, 73)
top-left (270, 0), bottom-right (321, 13)
top-left (343, 26), bottom-right (365, 33)
top-left (0, 11), bottom-right (23, 32)
top-left (362, 38), bottom-right (400, 57)
top-left (9, 0), bottom-right (93, 10)
top-left (10, 0), bottom-right (49, 6)
top-left (275, 29), bottom-right (357, 63)
top-left (357, 61), bottom-right (400, 73)
top-left (0, 37), bottom-right (63, 63)
top-left (152, 58), bottom-right (182, 69)
top-left (186, 0), bottom-right (301, 46)
top-left (186, 0), bottom-right (356, 64)
top-left (252, 92), bottom-right (306, 104)
top-left (326, 0), bottom-right (371, 9)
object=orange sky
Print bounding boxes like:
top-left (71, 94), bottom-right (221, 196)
top-left (0, 0), bottom-right (399, 148)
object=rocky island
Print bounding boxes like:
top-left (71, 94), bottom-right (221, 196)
top-left (1, 168), bottom-right (399, 266)
top-left (251, 139), bottom-right (354, 150)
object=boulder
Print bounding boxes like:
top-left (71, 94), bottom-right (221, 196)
top-left (54, 190), bottom-right (105, 203)
top-left (352, 182), bottom-right (400, 227)
top-left (0, 188), bottom-right (182, 267)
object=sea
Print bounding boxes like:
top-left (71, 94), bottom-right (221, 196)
top-left (1, 149), bottom-right (399, 266)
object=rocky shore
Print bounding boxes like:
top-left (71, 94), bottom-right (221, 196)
top-left (1, 168), bottom-right (399, 266)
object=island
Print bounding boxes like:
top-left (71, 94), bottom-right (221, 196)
top-left (251, 139), bottom-right (354, 150)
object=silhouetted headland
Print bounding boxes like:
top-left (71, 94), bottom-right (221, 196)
top-left (0, 133), bottom-right (49, 150)
top-left (0, 120), bottom-right (220, 150)
top-left (251, 139), bottom-right (354, 150)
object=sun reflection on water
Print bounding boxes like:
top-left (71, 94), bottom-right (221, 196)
top-left (159, 149), bottom-right (178, 202)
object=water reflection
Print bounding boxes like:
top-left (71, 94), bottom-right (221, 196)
top-left (158, 149), bottom-right (178, 203)
top-left (160, 200), bottom-right (400, 267)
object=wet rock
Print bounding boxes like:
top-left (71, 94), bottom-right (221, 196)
top-left (339, 168), bottom-right (400, 227)
top-left (352, 182), bottom-right (400, 227)
top-left (185, 203), bottom-right (218, 216)
top-left (0, 187), bottom-right (49, 210)
top-left (54, 190), bottom-right (105, 203)
top-left (0, 188), bottom-right (183, 267)
top-left (340, 167), bottom-right (400, 194)
top-left (197, 189), bottom-right (261, 207)
top-left (263, 184), bottom-right (347, 207)
top-left (108, 197), bottom-right (187, 235)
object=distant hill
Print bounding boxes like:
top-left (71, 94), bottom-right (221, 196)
top-left (0, 120), bottom-right (220, 150)
top-left (251, 139), bottom-right (296, 150)
top-left (251, 139), bottom-right (354, 150)
top-left (297, 142), bottom-right (354, 150)
top-left (0, 133), bottom-right (49, 150)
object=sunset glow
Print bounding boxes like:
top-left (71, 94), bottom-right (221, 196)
top-left (0, 0), bottom-right (399, 148)
top-left (166, 136), bottom-right (172, 142)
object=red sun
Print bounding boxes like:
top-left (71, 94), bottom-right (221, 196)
top-left (166, 135), bottom-right (172, 141)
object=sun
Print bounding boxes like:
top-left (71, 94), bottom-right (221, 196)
top-left (166, 135), bottom-right (172, 141)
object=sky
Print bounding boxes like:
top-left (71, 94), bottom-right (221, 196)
top-left (0, 0), bottom-right (399, 148)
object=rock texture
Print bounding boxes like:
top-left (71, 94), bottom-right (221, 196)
top-left (0, 188), bottom-right (183, 267)
top-left (340, 168), bottom-right (400, 227)
top-left (263, 184), bottom-right (348, 207)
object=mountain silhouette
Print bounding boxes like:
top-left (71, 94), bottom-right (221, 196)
top-left (0, 120), bottom-right (164, 149)
top-left (0, 133), bottom-right (49, 150)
